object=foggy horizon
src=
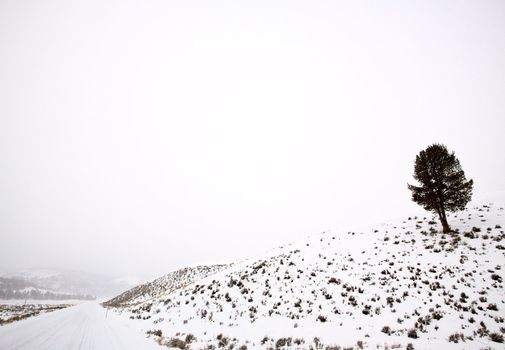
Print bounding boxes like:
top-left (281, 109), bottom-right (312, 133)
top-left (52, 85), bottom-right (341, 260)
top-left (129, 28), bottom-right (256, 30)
top-left (1, 0), bottom-right (505, 282)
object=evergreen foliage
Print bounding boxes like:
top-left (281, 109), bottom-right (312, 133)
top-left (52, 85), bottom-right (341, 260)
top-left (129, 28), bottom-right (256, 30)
top-left (408, 144), bottom-right (473, 233)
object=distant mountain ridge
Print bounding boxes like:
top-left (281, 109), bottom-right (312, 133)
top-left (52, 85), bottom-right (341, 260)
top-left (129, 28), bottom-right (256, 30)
top-left (0, 276), bottom-right (94, 300)
top-left (0, 269), bottom-right (137, 300)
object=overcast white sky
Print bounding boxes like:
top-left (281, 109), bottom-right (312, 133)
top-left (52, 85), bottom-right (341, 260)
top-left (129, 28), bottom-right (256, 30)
top-left (1, 0), bottom-right (504, 280)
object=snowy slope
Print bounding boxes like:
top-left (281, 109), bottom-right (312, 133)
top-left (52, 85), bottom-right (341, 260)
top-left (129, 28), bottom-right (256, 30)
top-left (109, 202), bottom-right (505, 349)
top-left (103, 264), bottom-right (230, 308)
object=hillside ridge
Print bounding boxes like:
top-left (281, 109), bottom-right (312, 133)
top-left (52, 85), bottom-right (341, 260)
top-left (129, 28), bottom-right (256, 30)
top-left (103, 264), bottom-right (230, 308)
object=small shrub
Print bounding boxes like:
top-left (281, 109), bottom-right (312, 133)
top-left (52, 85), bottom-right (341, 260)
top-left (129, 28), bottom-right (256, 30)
top-left (448, 333), bottom-right (465, 343)
top-left (491, 274), bottom-right (502, 282)
top-left (185, 333), bottom-right (196, 343)
top-left (146, 329), bottom-right (162, 337)
top-left (275, 337), bottom-right (292, 349)
top-left (167, 338), bottom-right (187, 350)
top-left (490, 332), bottom-right (504, 343)
top-left (488, 303), bottom-right (499, 311)
top-left (381, 326), bottom-right (392, 335)
top-left (293, 338), bottom-right (304, 345)
top-left (218, 335), bottom-right (229, 348)
top-left (407, 329), bottom-right (418, 339)
top-left (464, 231), bottom-right (475, 239)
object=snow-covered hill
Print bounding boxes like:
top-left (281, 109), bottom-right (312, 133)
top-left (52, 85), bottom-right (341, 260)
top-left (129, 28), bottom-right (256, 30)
top-left (103, 264), bottom-right (230, 308)
top-left (108, 202), bottom-right (505, 349)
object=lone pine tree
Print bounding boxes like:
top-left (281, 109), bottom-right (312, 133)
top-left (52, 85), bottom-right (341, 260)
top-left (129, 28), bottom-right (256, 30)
top-left (408, 144), bottom-right (473, 233)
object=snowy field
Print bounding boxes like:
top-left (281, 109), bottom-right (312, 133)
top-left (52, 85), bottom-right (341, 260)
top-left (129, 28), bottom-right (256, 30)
top-left (0, 299), bottom-right (87, 305)
top-left (0, 299), bottom-right (92, 325)
top-left (0, 302), bottom-right (72, 325)
top-left (0, 302), bottom-right (160, 350)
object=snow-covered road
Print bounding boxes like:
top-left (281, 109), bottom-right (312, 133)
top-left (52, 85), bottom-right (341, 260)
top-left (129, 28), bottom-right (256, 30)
top-left (0, 302), bottom-right (161, 350)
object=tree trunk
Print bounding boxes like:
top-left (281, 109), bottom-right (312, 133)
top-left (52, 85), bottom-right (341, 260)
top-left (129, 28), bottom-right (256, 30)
top-left (440, 210), bottom-right (451, 233)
